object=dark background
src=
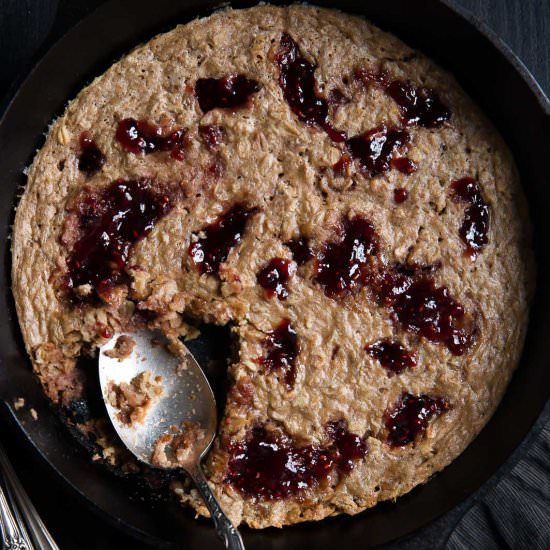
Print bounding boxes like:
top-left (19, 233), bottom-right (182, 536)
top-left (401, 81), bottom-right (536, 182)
top-left (0, 0), bottom-right (549, 548)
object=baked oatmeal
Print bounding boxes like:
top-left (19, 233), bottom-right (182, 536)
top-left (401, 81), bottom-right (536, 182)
top-left (106, 370), bottom-right (163, 426)
top-left (12, 4), bottom-right (533, 528)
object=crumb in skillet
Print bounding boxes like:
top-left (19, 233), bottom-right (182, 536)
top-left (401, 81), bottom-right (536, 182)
top-left (13, 397), bottom-right (25, 410)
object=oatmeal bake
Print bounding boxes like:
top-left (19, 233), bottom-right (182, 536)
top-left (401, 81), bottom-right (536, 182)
top-left (106, 370), bottom-right (163, 426)
top-left (12, 4), bottom-right (533, 528)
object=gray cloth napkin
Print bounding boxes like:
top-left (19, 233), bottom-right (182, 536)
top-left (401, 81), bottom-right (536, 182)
top-left (445, 408), bottom-right (550, 550)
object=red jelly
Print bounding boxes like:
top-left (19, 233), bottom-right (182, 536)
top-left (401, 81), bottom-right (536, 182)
top-left (285, 237), bottom-right (313, 266)
top-left (451, 177), bottom-right (489, 257)
top-left (315, 215), bottom-right (378, 298)
top-left (333, 154), bottom-right (352, 177)
top-left (385, 392), bottom-right (449, 447)
top-left (116, 118), bottom-right (186, 160)
top-left (225, 426), bottom-right (333, 499)
top-left (195, 75), bottom-right (260, 113)
top-left (378, 270), bottom-right (473, 355)
top-left (188, 203), bottom-right (257, 275)
top-left (354, 65), bottom-right (451, 128)
top-left (276, 33), bottom-right (347, 143)
top-left (391, 157), bottom-right (417, 175)
top-left (394, 188), bottom-right (409, 203)
top-left (78, 132), bottom-right (105, 175)
top-left (326, 420), bottom-right (368, 473)
top-left (257, 258), bottom-right (296, 300)
top-left (346, 126), bottom-right (410, 176)
top-left (354, 66), bottom-right (451, 128)
top-left (366, 340), bottom-right (417, 376)
top-left (67, 179), bottom-right (173, 303)
top-left (386, 80), bottom-right (451, 128)
top-left (258, 319), bottom-right (299, 389)
top-left (199, 124), bottom-right (225, 150)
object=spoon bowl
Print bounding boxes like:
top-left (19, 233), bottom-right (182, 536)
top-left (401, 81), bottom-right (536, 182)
top-left (99, 330), bottom-right (244, 550)
top-left (99, 330), bottom-right (216, 466)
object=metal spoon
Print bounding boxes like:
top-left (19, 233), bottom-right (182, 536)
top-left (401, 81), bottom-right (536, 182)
top-left (99, 330), bottom-right (244, 550)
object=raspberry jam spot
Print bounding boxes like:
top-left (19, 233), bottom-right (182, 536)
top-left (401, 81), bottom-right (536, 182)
top-left (366, 340), bottom-right (417, 376)
top-left (333, 154), bottom-right (352, 177)
top-left (67, 179), bottom-right (173, 303)
top-left (325, 420), bottom-right (368, 473)
top-left (315, 215), bottom-right (378, 298)
top-left (377, 268), bottom-right (474, 355)
top-left (353, 66), bottom-right (451, 128)
top-left (394, 188), bottom-right (409, 203)
top-left (391, 157), bottom-right (417, 175)
top-left (286, 237), bottom-right (313, 266)
top-left (346, 126), bottom-right (410, 176)
top-left (116, 118), bottom-right (186, 160)
top-left (276, 33), bottom-right (347, 143)
top-left (257, 258), bottom-right (296, 300)
top-left (195, 75), bottom-right (260, 113)
top-left (258, 319), bottom-right (299, 389)
top-left (385, 392), bottom-right (450, 447)
top-left (451, 177), bottom-right (489, 257)
top-left (225, 425), bottom-right (333, 500)
top-left (189, 203), bottom-right (257, 275)
top-left (386, 80), bottom-right (451, 128)
top-left (199, 124), bottom-right (225, 150)
top-left (96, 323), bottom-right (113, 340)
top-left (78, 132), bottom-right (105, 175)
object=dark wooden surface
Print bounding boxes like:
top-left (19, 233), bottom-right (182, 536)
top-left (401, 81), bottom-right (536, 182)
top-left (0, 1), bottom-right (548, 548)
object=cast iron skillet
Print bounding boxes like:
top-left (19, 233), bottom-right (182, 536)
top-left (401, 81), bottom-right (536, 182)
top-left (1, 0), bottom-right (549, 547)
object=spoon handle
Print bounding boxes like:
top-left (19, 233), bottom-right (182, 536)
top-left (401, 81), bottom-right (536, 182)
top-left (188, 464), bottom-right (244, 550)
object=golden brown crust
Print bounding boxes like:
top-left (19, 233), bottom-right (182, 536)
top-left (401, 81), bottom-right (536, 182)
top-left (12, 5), bottom-right (533, 528)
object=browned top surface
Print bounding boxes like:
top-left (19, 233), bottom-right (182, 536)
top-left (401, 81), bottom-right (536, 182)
top-left (12, 4), bottom-right (533, 528)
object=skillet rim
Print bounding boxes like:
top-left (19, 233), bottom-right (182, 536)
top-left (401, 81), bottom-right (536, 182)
top-left (1, 0), bottom-right (549, 547)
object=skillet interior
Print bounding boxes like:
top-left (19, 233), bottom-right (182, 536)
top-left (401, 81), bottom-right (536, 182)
top-left (1, 0), bottom-right (549, 547)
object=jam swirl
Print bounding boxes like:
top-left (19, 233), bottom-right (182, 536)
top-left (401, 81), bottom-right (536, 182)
top-left (189, 203), bottom-right (257, 275)
top-left (385, 392), bottom-right (450, 447)
top-left (276, 33), bottom-right (347, 143)
top-left (451, 177), bottom-right (489, 257)
top-left (77, 132), bottom-right (105, 175)
top-left (386, 80), bottom-right (451, 128)
top-left (66, 179), bottom-right (173, 303)
top-left (286, 237), bottom-right (313, 266)
top-left (258, 319), bottom-right (299, 389)
top-left (225, 420), bottom-right (367, 499)
top-left (195, 75), bottom-right (260, 113)
top-left (315, 215), bottom-right (378, 298)
top-left (366, 340), bottom-right (417, 376)
top-left (116, 118), bottom-right (186, 160)
top-left (257, 258), bottom-right (296, 300)
top-left (346, 125), bottom-right (410, 177)
top-left (376, 267), bottom-right (474, 356)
